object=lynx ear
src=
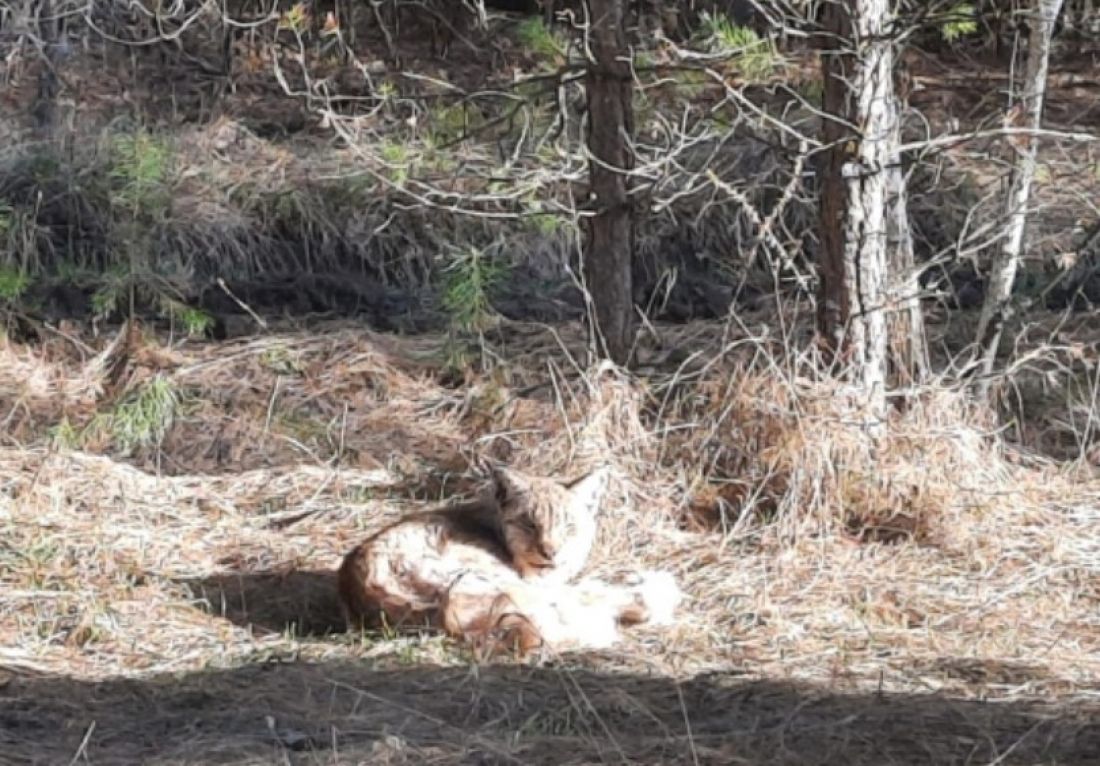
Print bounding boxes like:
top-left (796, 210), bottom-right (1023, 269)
top-left (492, 466), bottom-right (531, 503)
top-left (566, 465), bottom-right (610, 515)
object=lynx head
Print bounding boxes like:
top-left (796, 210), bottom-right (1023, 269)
top-left (492, 465), bottom-right (610, 583)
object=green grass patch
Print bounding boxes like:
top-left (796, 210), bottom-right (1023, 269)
top-left (0, 265), bottom-right (30, 303)
top-left (103, 375), bottom-right (182, 455)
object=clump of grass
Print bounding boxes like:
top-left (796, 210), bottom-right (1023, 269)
top-left (177, 306), bottom-right (215, 337)
top-left (427, 103), bottom-right (486, 147)
top-left (669, 68), bottom-right (710, 99)
top-left (103, 375), bottom-right (182, 455)
top-left (0, 265), bottom-right (30, 304)
top-left (379, 141), bottom-right (411, 185)
top-left (48, 417), bottom-right (82, 451)
top-left (260, 344), bottom-right (304, 375)
top-left (159, 296), bottom-right (214, 338)
top-left (0, 200), bottom-right (46, 281)
top-left (529, 212), bottom-right (562, 236)
top-left (90, 265), bottom-right (131, 319)
top-left (662, 361), bottom-right (1006, 544)
top-left (88, 264), bottom-right (210, 334)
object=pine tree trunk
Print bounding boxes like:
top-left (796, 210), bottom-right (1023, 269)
top-left (818, 0), bottom-right (898, 434)
top-left (975, 0), bottom-right (1065, 382)
top-left (583, 0), bottom-right (635, 365)
top-left (33, 0), bottom-right (60, 139)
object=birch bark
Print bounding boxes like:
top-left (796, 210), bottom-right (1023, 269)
top-left (975, 0), bottom-right (1065, 382)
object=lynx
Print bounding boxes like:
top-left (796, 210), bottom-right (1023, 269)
top-left (337, 466), bottom-right (682, 654)
top-left (439, 567), bottom-right (682, 654)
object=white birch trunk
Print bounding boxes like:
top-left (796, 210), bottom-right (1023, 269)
top-left (886, 61), bottom-right (928, 385)
top-left (975, 0), bottom-right (1065, 379)
top-left (819, 0), bottom-right (898, 437)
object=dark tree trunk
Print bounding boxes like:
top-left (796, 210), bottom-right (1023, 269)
top-left (583, 0), bottom-right (635, 365)
top-left (817, 1), bottom-right (854, 362)
top-left (33, 0), bottom-right (60, 139)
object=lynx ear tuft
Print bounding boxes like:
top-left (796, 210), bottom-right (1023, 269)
top-left (492, 466), bottom-right (531, 503)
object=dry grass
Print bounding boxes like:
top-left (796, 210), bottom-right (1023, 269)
top-left (2, 319), bottom-right (1100, 764)
top-left (3, 10), bottom-right (1099, 763)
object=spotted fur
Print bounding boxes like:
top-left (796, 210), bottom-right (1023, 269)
top-left (336, 466), bottom-right (681, 654)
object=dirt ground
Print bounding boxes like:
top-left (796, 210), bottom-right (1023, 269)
top-left (1, 319), bottom-right (1099, 765)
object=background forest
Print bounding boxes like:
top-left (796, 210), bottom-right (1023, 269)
top-left (2, 1), bottom-right (1100, 764)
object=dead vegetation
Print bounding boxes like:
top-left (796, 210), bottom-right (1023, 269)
top-left (1, 317), bottom-right (1099, 763)
top-left (3, 3), bottom-right (1100, 763)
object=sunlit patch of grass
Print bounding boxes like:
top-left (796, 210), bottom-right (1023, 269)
top-left (103, 375), bottom-right (182, 455)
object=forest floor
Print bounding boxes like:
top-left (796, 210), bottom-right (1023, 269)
top-left (2, 315), bottom-right (1100, 765)
top-left (2, 10), bottom-right (1100, 764)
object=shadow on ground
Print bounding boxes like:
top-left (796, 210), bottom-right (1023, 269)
top-left (2, 657), bottom-right (1098, 765)
top-left (177, 569), bottom-right (347, 637)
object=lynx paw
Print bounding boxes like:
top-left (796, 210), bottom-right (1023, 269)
top-left (631, 569), bottom-right (683, 626)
